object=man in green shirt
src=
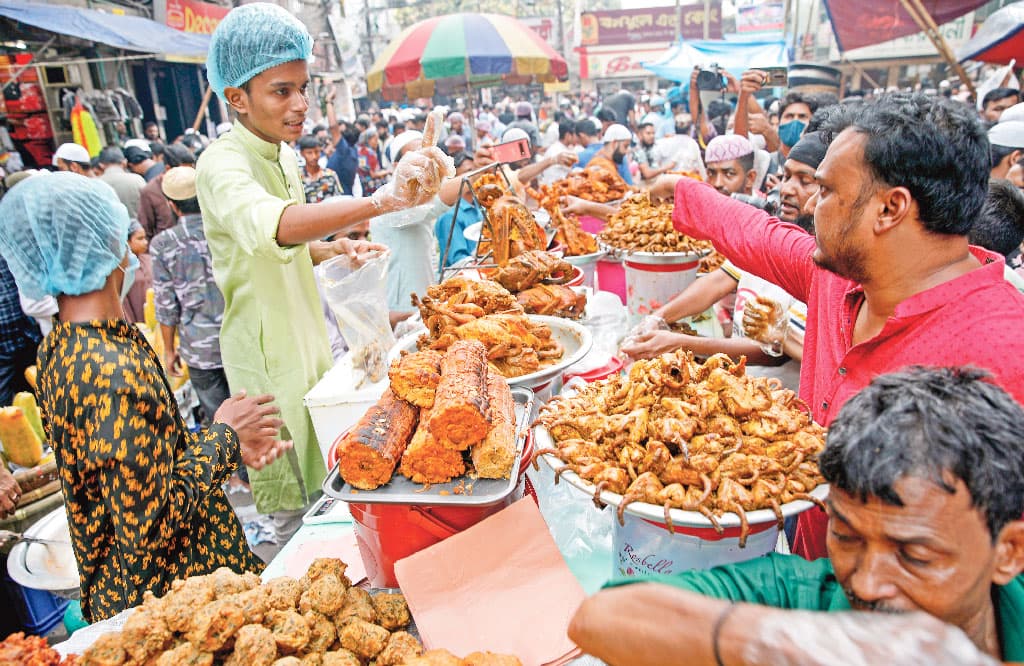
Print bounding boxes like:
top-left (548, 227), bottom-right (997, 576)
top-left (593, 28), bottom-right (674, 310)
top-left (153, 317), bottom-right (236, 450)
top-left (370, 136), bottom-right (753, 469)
top-left (570, 367), bottom-right (1024, 664)
top-left (196, 2), bottom-right (451, 538)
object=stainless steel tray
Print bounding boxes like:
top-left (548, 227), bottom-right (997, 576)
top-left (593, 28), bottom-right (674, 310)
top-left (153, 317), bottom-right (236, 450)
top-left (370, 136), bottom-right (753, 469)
top-left (323, 387), bottom-right (536, 506)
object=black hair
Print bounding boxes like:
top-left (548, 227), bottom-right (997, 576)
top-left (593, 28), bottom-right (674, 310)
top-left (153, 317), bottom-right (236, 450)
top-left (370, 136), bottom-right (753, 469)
top-left (820, 366), bottom-right (1024, 540)
top-left (969, 179), bottom-right (1024, 256)
top-left (298, 135), bottom-right (321, 150)
top-left (558, 121), bottom-right (575, 141)
top-left (169, 195), bottom-right (201, 215)
top-left (144, 120), bottom-right (158, 129)
top-left (312, 123), bottom-right (327, 134)
top-left (637, 122), bottom-right (655, 131)
top-left (983, 87), bottom-right (1020, 109)
top-left (596, 108), bottom-right (618, 123)
top-left (150, 142), bottom-right (165, 157)
top-left (780, 91), bottom-right (819, 117)
top-left (738, 151), bottom-right (754, 174)
top-left (375, 120), bottom-right (389, 130)
top-left (819, 92), bottom-right (988, 235)
top-left (706, 99), bottom-right (732, 119)
top-left (163, 144), bottom-right (195, 168)
top-left (574, 118), bottom-right (598, 138)
top-left (992, 144), bottom-right (1021, 169)
top-left (98, 146), bottom-right (126, 165)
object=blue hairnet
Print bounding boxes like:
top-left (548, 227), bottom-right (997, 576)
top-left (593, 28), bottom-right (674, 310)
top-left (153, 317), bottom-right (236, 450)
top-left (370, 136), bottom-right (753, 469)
top-left (207, 3), bottom-right (313, 103)
top-left (0, 173), bottom-right (129, 299)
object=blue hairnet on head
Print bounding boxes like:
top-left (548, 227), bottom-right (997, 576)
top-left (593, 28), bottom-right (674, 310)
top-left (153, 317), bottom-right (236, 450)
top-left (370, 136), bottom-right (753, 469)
top-left (207, 3), bottom-right (313, 103)
top-left (0, 173), bottom-right (129, 299)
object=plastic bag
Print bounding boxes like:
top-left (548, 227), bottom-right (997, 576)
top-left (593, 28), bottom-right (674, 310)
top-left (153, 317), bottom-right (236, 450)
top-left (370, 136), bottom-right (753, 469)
top-left (318, 251), bottom-right (395, 387)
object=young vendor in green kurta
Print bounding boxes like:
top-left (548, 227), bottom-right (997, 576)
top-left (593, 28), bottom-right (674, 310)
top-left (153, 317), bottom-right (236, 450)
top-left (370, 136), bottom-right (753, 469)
top-left (569, 367), bottom-right (1024, 664)
top-left (197, 3), bottom-right (452, 535)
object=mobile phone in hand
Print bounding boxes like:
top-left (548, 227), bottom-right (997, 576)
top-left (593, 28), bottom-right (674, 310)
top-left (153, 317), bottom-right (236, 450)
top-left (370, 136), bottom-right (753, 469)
top-left (491, 137), bottom-right (531, 163)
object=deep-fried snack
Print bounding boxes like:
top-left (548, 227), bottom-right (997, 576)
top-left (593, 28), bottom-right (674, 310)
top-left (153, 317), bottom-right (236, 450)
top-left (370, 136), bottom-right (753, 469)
top-left (528, 184), bottom-right (599, 256)
top-left (370, 593), bottom-right (411, 631)
top-left (320, 650), bottom-right (361, 666)
top-left (121, 609), bottom-right (173, 662)
top-left (272, 658), bottom-right (303, 666)
top-left (0, 632), bottom-right (65, 666)
top-left (80, 633), bottom-right (127, 666)
top-left (490, 250), bottom-right (573, 292)
top-left (472, 371), bottom-right (517, 479)
top-left (402, 649), bottom-right (464, 666)
top-left (336, 388), bottom-right (419, 490)
top-left (209, 566), bottom-right (252, 598)
top-left (337, 619), bottom-right (389, 660)
top-left (516, 284), bottom-right (586, 319)
top-left (299, 558), bottom-right (351, 590)
top-left (302, 611), bottom-right (337, 654)
top-left (298, 573), bottom-right (346, 616)
top-left (227, 585), bottom-right (271, 625)
top-left (478, 194), bottom-right (547, 266)
top-left (429, 340), bottom-right (491, 449)
top-left (300, 654), bottom-right (323, 666)
top-left (389, 350), bottom-right (443, 408)
top-left (400, 405), bottom-right (466, 484)
top-left (155, 641), bottom-right (214, 666)
top-left (334, 587), bottom-right (377, 627)
top-left (599, 192), bottom-right (712, 254)
top-left (187, 598), bottom-right (246, 652)
top-left (424, 313), bottom-right (562, 378)
top-left (266, 609), bottom-right (312, 655)
top-left (462, 652), bottom-right (524, 666)
top-left (264, 576), bottom-right (304, 611)
top-left (375, 631), bottom-right (423, 666)
top-left (163, 579), bottom-right (216, 632)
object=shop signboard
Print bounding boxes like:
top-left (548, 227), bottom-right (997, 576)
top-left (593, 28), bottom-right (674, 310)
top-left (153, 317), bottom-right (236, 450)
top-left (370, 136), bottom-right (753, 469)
top-left (579, 47), bottom-right (668, 80)
top-left (165, 0), bottom-right (230, 35)
top-left (829, 11), bottom-right (974, 61)
top-left (579, 5), bottom-right (721, 47)
top-left (521, 16), bottom-right (557, 43)
top-left (736, 3), bottom-right (784, 34)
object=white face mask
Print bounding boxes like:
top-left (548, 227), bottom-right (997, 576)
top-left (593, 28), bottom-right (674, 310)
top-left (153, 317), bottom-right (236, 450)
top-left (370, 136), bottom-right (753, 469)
top-left (119, 251), bottom-right (139, 300)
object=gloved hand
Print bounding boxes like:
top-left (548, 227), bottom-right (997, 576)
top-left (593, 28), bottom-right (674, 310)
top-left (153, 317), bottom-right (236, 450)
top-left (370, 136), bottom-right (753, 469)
top-left (371, 149), bottom-right (454, 213)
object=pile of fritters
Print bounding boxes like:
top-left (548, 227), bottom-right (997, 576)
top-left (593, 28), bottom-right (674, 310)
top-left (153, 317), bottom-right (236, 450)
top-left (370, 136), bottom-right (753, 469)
top-left (598, 192), bottom-right (714, 254)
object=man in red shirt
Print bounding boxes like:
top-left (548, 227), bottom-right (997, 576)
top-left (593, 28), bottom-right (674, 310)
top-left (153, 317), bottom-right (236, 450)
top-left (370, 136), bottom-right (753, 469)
top-left (655, 91), bottom-right (1024, 561)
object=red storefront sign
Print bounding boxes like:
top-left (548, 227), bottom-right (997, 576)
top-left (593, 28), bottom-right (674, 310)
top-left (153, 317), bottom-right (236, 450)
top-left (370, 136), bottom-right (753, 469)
top-left (166, 0), bottom-right (229, 35)
top-left (579, 5), bottom-right (721, 46)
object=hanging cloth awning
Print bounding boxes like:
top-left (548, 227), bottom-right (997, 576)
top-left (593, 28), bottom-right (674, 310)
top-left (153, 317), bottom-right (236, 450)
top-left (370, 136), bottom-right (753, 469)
top-left (0, 0), bottom-right (210, 59)
top-left (643, 38), bottom-right (789, 81)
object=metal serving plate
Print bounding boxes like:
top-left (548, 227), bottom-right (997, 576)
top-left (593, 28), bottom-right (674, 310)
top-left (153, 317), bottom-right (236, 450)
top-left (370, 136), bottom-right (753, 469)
top-left (8, 506), bottom-right (80, 594)
top-left (533, 425), bottom-right (829, 529)
top-left (323, 387), bottom-right (536, 506)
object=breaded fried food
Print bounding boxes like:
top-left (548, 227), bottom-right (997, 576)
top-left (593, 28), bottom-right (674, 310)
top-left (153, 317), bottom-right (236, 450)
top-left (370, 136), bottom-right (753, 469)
top-left (80, 633), bottom-right (127, 666)
top-left (302, 611), bottom-right (337, 654)
top-left (334, 587), bottom-right (376, 627)
top-left (375, 631), bottom-right (423, 666)
top-left (401, 649), bottom-right (463, 666)
top-left (298, 573), bottom-right (346, 616)
top-left (471, 371), bottom-right (517, 479)
top-left (337, 618), bottom-right (389, 660)
top-left (300, 654), bottom-right (323, 666)
top-left (462, 652), bottom-right (523, 666)
top-left (272, 659), bottom-right (303, 666)
top-left (371, 593), bottom-right (411, 630)
top-left (187, 598), bottom-right (246, 652)
top-left (320, 650), bottom-right (361, 666)
top-left (224, 624), bottom-right (277, 666)
top-left (429, 341), bottom-right (491, 449)
top-left (155, 642), bottom-right (214, 666)
top-left (389, 350), bottom-right (443, 408)
top-left (336, 388), bottom-right (419, 490)
top-left (228, 585), bottom-right (271, 624)
top-left (299, 558), bottom-right (351, 589)
top-left (209, 567), bottom-right (251, 598)
top-left (266, 609), bottom-right (311, 654)
top-left (399, 406), bottom-right (466, 484)
top-left (264, 577), bottom-right (304, 611)
top-left (140, 589), bottom-right (168, 620)
top-left (121, 609), bottom-right (173, 662)
top-left (164, 580), bottom-right (216, 632)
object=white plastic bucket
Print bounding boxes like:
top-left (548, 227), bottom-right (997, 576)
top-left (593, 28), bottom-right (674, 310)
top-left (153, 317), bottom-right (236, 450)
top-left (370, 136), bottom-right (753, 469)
top-left (564, 251), bottom-right (603, 290)
top-left (623, 252), bottom-right (703, 325)
top-left (613, 512), bottom-right (778, 577)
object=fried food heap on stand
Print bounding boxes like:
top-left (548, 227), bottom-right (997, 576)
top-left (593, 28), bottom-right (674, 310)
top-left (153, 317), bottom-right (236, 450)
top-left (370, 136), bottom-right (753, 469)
top-left (477, 193), bottom-right (547, 267)
top-left (534, 351), bottom-right (827, 546)
top-left (73, 559), bottom-right (522, 666)
top-left (412, 280), bottom-right (564, 378)
top-left (598, 192), bottom-right (714, 254)
top-left (559, 166), bottom-right (628, 203)
top-left (490, 250), bottom-right (572, 292)
top-left (0, 632), bottom-right (79, 665)
top-left (698, 249), bottom-right (726, 274)
top-left (527, 184), bottom-right (598, 257)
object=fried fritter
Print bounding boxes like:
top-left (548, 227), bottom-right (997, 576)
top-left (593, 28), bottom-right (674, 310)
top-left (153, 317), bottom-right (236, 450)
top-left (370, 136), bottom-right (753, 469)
top-left (320, 650), bottom-right (361, 666)
top-left (375, 631), bottom-right (423, 666)
top-left (163, 580), bottom-right (216, 632)
top-left (266, 609), bottom-right (311, 654)
top-left (401, 649), bottom-right (463, 666)
top-left (302, 611), bottom-right (337, 654)
top-left (298, 573), bottom-right (345, 616)
top-left (154, 642), bottom-right (214, 666)
top-left (228, 586), bottom-right (271, 624)
top-left (80, 633), bottom-right (127, 666)
top-left (299, 654), bottom-right (323, 666)
top-left (224, 624), bottom-right (277, 666)
top-left (337, 619), bottom-right (389, 660)
top-left (272, 659), bottom-right (303, 666)
top-left (371, 593), bottom-right (411, 630)
top-left (209, 567), bottom-right (252, 598)
top-left (121, 609), bottom-right (173, 662)
top-left (333, 587), bottom-right (376, 627)
top-left (462, 652), bottom-right (524, 666)
top-left (187, 598), bottom-right (246, 652)
top-left (264, 577), bottom-right (304, 611)
top-left (299, 558), bottom-right (351, 589)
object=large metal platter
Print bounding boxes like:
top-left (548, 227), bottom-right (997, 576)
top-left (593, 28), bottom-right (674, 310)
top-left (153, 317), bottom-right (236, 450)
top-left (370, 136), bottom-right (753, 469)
top-left (534, 426), bottom-right (829, 529)
top-left (599, 241), bottom-right (710, 265)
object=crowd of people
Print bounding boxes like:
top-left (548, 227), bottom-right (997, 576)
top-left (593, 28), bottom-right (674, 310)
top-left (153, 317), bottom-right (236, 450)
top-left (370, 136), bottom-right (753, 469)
top-left (0, 1), bottom-right (1023, 662)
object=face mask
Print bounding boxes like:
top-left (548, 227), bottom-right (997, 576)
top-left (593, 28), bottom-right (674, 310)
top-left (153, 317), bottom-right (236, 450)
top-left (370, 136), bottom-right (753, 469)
top-left (119, 251), bottom-right (139, 300)
top-left (779, 119), bottom-right (807, 147)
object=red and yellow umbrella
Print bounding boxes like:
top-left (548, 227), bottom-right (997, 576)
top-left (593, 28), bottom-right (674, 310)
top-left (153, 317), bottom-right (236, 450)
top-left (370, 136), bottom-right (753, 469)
top-left (367, 13), bottom-right (569, 101)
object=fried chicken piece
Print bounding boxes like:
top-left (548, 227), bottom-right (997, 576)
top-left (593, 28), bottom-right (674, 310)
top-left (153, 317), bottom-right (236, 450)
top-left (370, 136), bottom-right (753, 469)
top-left (334, 587), bottom-right (377, 627)
top-left (298, 573), bottom-right (346, 616)
top-left (337, 619), bottom-right (389, 660)
top-left (462, 652), bottom-right (523, 666)
top-left (375, 631), bottom-right (423, 666)
top-left (402, 649), bottom-right (464, 666)
top-left (264, 577), bottom-right (304, 611)
top-left (300, 558), bottom-right (351, 590)
top-left (389, 350), bottom-right (444, 408)
top-left (516, 284), bottom-right (586, 319)
top-left (266, 609), bottom-right (311, 654)
top-left (320, 650), bottom-right (361, 666)
top-left (491, 250), bottom-right (572, 292)
top-left (80, 634), bottom-right (127, 666)
top-left (371, 592), bottom-right (411, 630)
top-left (188, 598), bottom-right (246, 652)
top-left (0, 632), bottom-right (62, 666)
top-left (155, 642), bottom-right (214, 666)
top-left (302, 611), bottom-right (337, 654)
top-left (121, 609), bottom-right (173, 662)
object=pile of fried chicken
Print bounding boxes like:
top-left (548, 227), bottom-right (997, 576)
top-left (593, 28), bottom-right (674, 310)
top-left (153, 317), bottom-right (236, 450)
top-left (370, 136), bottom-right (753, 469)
top-left (534, 350), bottom-right (827, 547)
top-left (527, 185), bottom-right (599, 257)
top-left (598, 192), bottom-right (714, 254)
top-left (75, 560), bottom-right (521, 666)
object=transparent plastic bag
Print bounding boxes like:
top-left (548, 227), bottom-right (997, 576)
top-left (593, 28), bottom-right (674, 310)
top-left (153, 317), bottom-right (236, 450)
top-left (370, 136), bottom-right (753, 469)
top-left (317, 251), bottom-right (395, 387)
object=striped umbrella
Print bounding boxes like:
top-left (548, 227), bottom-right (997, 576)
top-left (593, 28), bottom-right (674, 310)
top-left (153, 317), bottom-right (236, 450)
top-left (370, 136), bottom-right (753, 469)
top-left (367, 13), bottom-right (569, 100)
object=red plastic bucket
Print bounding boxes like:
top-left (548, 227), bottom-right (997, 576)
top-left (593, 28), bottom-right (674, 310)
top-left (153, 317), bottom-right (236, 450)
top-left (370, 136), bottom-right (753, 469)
top-left (349, 433), bottom-right (535, 588)
top-left (563, 355), bottom-right (623, 384)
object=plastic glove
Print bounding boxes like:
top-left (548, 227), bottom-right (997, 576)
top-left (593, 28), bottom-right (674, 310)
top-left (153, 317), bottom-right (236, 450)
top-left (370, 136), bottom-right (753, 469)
top-left (371, 147), bottom-right (455, 213)
top-left (741, 297), bottom-right (786, 357)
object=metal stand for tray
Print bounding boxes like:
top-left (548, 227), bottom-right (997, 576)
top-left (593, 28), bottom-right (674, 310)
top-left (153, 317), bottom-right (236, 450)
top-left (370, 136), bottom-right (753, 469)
top-left (438, 161), bottom-right (515, 280)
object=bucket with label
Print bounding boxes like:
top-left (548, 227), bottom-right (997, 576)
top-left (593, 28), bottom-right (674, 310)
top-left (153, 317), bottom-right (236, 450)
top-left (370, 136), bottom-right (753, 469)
top-left (622, 251), bottom-right (704, 325)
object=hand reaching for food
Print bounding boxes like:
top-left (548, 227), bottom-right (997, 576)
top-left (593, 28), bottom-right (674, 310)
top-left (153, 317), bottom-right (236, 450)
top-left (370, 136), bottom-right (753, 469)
top-left (371, 109), bottom-right (455, 213)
